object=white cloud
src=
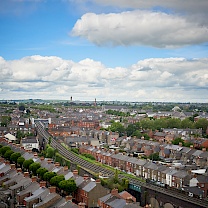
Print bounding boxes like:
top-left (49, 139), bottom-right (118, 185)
top-left (71, 10), bottom-right (208, 48)
top-left (90, 0), bottom-right (208, 14)
top-left (0, 56), bottom-right (208, 102)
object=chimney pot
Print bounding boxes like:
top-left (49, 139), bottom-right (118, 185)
top-left (17, 168), bottom-right (22, 172)
top-left (24, 172), bottom-right (30, 178)
top-left (5, 161), bottom-right (10, 165)
top-left (55, 162), bottom-right (60, 167)
top-left (40, 181), bottom-right (46, 187)
top-left (47, 159), bottom-right (52, 164)
top-left (31, 176), bottom-right (37, 182)
top-left (10, 164), bottom-right (16, 169)
top-left (83, 174), bottom-right (89, 180)
top-left (49, 186), bottom-right (56, 193)
top-left (111, 188), bottom-right (118, 196)
top-left (73, 169), bottom-right (78, 175)
top-left (63, 166), bottom-right (68, 171)
top-left (78, 202), bottom-right (86, 208)
top-left (95, 179), bottom-right (101, 183)
top-left (66, 195), bottom-right (73, 202)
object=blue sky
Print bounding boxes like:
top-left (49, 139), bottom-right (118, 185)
top-left (0, 0), bottom-right (208, 102)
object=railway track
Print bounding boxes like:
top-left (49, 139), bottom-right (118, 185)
top-left (35, 121), bottom-right (208, 208)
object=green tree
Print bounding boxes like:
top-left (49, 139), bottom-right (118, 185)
top-left (109, 122), bottom-right (125, 136)
top-left (132, 130), bottom-right (142, 138)
top-left (10, 152), bottom-right (21, 163)
top-left (148, 152), bottom-right (160, 161)
top-left (172, 138), bottom-right (184, 145)
top-left (0, 146), bottom-right (11, 156)
top-left (29, 162), bottom-right (41, 176)
top-left (43, 171), bottom-right (57, 182)
top-left (166, 118), bottom-right (181, 128)
top-left (195, 118), bottom-right (208, 134)
top-left (17, 156), bottom-right (25, 168)
top-left (4, 150), bottom-right (14, 160)
top-left (181, 118), bottom-right (194, 129)
top-left (16, 130), bottom-right (25, 140)
top-left (37, 167), bottom-right (48, 180)
top-left (140, 119), bottom-right (154, 130)
top-left (126, 124), bottom-right (138, 136)
top-left (46, 147), bottom-right (55, 158)
top-left (0, 115), bottom-right (11, 127)
top-left (23, 159), bottom-right (34, 170)
top-left (154, 118), bottom-right (168, 130)
top-left (50, 175), bottom-right (65, 188)
top-left (48, 137), bottom-right (52, 145)
top-left (59, 179), bottom-right (77, 194)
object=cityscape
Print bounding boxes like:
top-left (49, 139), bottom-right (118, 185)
top-left (0, 0), bottom-right (208, 208)
top-left (0, 100), bottom-right (208, 207)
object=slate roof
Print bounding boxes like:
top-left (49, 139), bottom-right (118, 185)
top-left (0, 169), bottom-right (16, 183)
top-left (9, 177), bottom-right (31, 190)
top-left (17, 182), bottom-right (40, 196)
top-left (59, 200), bottom-right (78, 208)
top-left (24, 187), bottom-right (50, 202)
top-left (106, 198), bottom-right (126, 208)
top-left (64, 171), bottom-right (73, 180)
top-left (34, 192), bottom-right (61, 208)
top-left (3, 172), bottom-right (24, 186)
top-left (22, 137), bottom-right (38, 143)
top-left (82, 181), bottom-right (96, 192)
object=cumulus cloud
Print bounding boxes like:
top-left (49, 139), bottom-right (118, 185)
top-left (91, 0), bottom-right (208, 13)
top-left (71, 10), bottom-right (208, 48)
top-left (0, 55), bottom-right (208, 102)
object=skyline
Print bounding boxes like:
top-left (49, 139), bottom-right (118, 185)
top-left (0, 0), bottom-right (208, 102)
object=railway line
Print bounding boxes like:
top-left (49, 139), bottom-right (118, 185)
top-left (35, 121), bottom-right (208, 208)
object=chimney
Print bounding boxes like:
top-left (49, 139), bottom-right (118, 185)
top-left (0, 158), bottom-right (4, 163)
top-left (126, 196), bottom-right (133, 204)
top-left (55, 162), bottom-right (60, 167)
top-left (49, 186), bottom-right (56, 193)
top-left (111, 189), bottom-right (118, 196)
top-left (179, 142), bottom-right (183, 147)
top-left (78, 202), bottom-right (86, 208)
top-left (40, 181), bottom-right (46, 187)
top-left (63, 166), bottom-right (68, 171)
top-left (17, 168), bottom-right (22, 173)
top-left (5, 161), bottom-right (10, 165)
top-left (10, 164), bottom-right (16, 169)
top-left (66, 195), bottom-right (73, 202)
top-left (47, 159), bottom-right (52, 164)
top-left (31, 176), bottom-right (37, 182)
top-left (73, 170), bottom-right (78, 176)
top-left (40, 157), bottom-right (44, 161)
top-left (21, 146), bottom-right (25, 150)
top-left (202, 148), bottom-right (206, 152)
top-left (24, 172), bottom-right (30, 178)
top-left (83, 174), bottom-right (89, 180)
top-left (190, 145), bottom-right (194, 149)
top-left (95, 179), bottom-right (101, 184)
top-left (34, 153), bottom-right (38, 158)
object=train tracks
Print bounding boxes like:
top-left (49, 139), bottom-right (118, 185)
top-left (35, 121), bottom-right (208, 208)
